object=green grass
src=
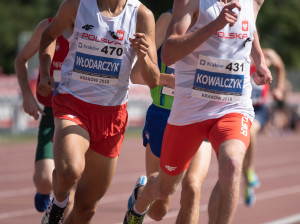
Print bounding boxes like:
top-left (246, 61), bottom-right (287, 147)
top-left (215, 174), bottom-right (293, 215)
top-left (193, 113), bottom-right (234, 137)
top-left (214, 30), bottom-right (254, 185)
top-left (124, 127), bottom-right (143, 138)
top-left (0, 126), bottom-right (143, 145)
top-left (0, 132), bottom-right (37, 145)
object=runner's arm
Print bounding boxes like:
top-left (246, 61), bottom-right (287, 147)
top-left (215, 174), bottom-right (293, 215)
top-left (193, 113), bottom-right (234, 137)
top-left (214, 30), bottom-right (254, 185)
top-left (251, 0), bottom-right (265, 64)
top-left (159, 73), bottom-right (175, 88)
top-left (251, 0), bottom-right (272, 85)
top-left (155, 11), bottom-right (175, 88)
top-left (14, 19), bottom-right (48, 119)
top-left (131, 11), bottom-right (174, 88)
top-left (155, 11), bottom-right (173, 50)
top-left (38, 0), bottom-right (78, 96)
top-left (264, 48), bottom-right (286, 100)
top-left (253, 0), bottom-right (264, 20)
top-left (130, 4), bottom-right (160, 89)
top-left (161, 0), bottom-right (241, 65)
top-left (131, 71), bottom-right (174, 88)
top-left (251, 0), bottom-right (265, 63)
top-left (251, 31), bottom-right (266, 69)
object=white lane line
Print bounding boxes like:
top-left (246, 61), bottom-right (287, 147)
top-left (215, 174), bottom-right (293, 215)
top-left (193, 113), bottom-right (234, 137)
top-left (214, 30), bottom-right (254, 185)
top-left (0, 172), bottom-right (144, 199)
top-left (111, 172), bottom-right (144, 184)
top-left (113, 184), bottom-right (300, 224)
top-left (263, 214), bottom-right (300, 224)
top-left (257, 166), bottom-right (300, 180)
top-left (0, 171), bottom-right (143, 184)
top-left (0, 188), bottom-right (34, 199)
top-left (0, 192), bottom-right (132, 220)
top-left (0, 172), bottom-right (32, 182)
top-left (2, 184), bottom-right (300, 221)
top-left (3, 165), bottom-right (298, 200)
top-left (143, 204), bottom-right (208, 223)
top-left (254, 185), bottom-right (300, 202)
top-left (101, 193), bottom-right (137, 204)
top-left (0, 209), bottom-right (36, 220)
top-left (1, 172), bottom-right (300, 221)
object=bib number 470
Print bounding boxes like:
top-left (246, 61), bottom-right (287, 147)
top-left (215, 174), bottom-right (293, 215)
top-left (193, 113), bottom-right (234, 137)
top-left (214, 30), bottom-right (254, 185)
top-left (101, 46), bottom-right (123, 56)
top-left (226, 62), bottom-right (244, 72)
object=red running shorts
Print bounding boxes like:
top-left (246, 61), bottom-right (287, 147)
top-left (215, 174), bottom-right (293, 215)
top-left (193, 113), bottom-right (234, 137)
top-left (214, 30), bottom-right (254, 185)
top-left (160, 113), bottom-right (252, 176)
top-left (53, 94), bottom-right (128, 158)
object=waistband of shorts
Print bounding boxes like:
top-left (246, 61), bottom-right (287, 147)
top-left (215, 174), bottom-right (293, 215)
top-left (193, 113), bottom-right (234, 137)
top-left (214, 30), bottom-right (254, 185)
top-left (54, 94), bottom-right (127, 111)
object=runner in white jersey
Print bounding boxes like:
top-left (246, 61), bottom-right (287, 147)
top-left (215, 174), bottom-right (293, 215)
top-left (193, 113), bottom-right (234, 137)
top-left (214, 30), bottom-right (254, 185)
top-left (37, 0), bottom-right (160, 223)
top-left (123, 0), bottom-right (272, 223)
top-left (126, 10), bottom-right (212, 224)
top-left (169, 0), bottom-right (257, 125)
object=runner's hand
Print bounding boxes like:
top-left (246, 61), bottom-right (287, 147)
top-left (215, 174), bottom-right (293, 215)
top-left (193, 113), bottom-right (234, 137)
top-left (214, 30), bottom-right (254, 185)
top-left (37, 76), bottom-right (55, 97)
top-left (213, 1), bottom-right (241, 31)
top-left (22, 95), bottom-right (45, 120)
top-left (129, 33), bottom-right (149, 59)
top-left (252, 64), bottom-right (273, 86)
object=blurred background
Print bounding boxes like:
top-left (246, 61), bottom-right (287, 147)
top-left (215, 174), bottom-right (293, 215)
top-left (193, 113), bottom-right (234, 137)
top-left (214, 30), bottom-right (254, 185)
top-left (0, 1), bottom-right (300, 223)
top-left (0, 0), bottom-right (300, 135)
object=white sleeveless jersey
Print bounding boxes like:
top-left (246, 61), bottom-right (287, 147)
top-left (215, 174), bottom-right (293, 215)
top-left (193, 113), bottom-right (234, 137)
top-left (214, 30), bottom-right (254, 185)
top-left (58, 0), bottom-right (140, 106)
top-left (169, 0), bottom-right (256, 125)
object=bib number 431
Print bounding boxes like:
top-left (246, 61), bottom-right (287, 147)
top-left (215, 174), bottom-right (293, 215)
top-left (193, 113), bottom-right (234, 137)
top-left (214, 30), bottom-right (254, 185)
top-left (226, 62), bottom-right (244, 72)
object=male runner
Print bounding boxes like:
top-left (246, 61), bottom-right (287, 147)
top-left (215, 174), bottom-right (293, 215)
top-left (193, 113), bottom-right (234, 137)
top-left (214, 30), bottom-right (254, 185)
top-left (128, 10), bottom-right (211, 224)
top-left (123, 0), bottom-right (272, 223)
top-left (243, 48), bottom-right (286, 205)
top-left (38, 0), bottom-right (160, 223)
top-left (14, 18), bottom-right (69, 213)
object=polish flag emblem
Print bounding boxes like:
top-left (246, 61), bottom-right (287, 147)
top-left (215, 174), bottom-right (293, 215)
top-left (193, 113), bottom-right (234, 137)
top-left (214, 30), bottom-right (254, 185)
top-left (116, 30), bottom-right (125, 41)
top-left (242, 20), bottom-right (248, 31)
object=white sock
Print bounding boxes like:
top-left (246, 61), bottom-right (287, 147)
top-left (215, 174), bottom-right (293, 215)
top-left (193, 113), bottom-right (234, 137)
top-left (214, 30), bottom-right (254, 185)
top-left (53, 194), bottom-right (69, 208)
top-left (133, 204), bottom-right (146, 216)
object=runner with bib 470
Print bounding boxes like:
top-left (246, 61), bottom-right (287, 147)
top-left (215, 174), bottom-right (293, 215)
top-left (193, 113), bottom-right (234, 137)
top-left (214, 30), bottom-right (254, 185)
top-left (38, 0), bottom-right (160, 223)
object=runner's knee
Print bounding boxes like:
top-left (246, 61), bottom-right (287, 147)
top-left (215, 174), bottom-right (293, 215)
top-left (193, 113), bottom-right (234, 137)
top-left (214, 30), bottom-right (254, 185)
top-left (55, 164), bottom-right (83, 188)
top-left (180, 181), bottom-right (201, 206)
top-left (147, 174), bottom-right (176, 201)
top-left (157, 181), bottom-right (178, 201)
top-left (148, 200), bottom-right (169, 221)
top-left (219, 155), bottom-right (243, 184)
top-left (33, 175), bottom-right (52, 193)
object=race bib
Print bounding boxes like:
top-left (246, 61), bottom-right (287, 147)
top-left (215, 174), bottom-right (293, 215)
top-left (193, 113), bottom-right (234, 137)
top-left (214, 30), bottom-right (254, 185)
top-left (162, 64), bottom-right (175, 96)
top-left (53, 69), bottom-right (61, 83)
top-left (53, 69), bottom-right (61, 92)
top-left (191, 55), bottom-right (245, 103)
top-left (72, 38), bottom-right (124, 86)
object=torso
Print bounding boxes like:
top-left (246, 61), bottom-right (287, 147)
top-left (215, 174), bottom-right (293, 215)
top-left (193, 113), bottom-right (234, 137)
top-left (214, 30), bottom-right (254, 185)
top-left (58, 0), bottom-right (141, 106)
top-left (169, 0), bottom-right (256, 125)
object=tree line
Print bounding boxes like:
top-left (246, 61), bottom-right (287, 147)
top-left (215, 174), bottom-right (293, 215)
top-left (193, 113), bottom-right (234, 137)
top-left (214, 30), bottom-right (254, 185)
top-left (1, 0), bottom-right (299, 89)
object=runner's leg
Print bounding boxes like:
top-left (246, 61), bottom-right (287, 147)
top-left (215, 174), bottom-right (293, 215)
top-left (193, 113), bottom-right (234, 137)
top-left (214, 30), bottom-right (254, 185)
top-left (176, 141), bottom-right (212, 224)
top-left (145, 144), bottom-right (171, 221)
top-left (208, 139), bottom-right (246, 224)
top-left (64, 150), bottom-right (118, 224)
top-left (52, 118), bottom-right (90, 204)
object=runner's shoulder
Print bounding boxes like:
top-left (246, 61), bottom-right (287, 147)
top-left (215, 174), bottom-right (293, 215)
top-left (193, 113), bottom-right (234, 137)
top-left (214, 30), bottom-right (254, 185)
top-left (137, 3), bottom-right (155, 24)
top-left (57, 0), bottom-right (80, 19)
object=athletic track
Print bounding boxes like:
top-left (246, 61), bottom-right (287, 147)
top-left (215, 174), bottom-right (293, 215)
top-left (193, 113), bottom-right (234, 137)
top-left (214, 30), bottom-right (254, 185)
top-left (0, 129), bottom-right (300, 224)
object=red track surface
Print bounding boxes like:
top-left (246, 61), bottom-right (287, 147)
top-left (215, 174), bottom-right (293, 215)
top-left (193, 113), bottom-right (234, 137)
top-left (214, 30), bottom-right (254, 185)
top-left (0, 129), bottom-right (300, 224)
